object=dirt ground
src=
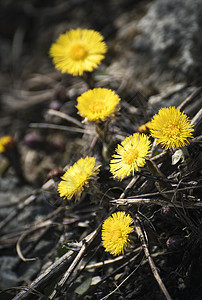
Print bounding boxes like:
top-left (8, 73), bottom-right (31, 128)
top-left (0, 0), bottom-right (202, 299)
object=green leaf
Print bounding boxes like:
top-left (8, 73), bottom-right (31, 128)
top-left (75, 277), bottom-right (92, 295)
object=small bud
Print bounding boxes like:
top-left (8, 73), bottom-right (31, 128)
top-left (0, 136), bottom-right (15, 153)
top-left (47, 168), bottom-right (64, 180)
top-left (161, 206), bottom-right (173, 217)
top-left (0, 135), bottom-right (27, 184)
top-left (49, 100), bottom-right (62, 111)
top-left (160, 206), bottom-right (177, 224)
top-left (166, 236), bottom-right (185, 250)
top-left (54, 87), bottom-right (69, 103)
top-left (137, 121), bottom-right (152, 134)
top-left (24, 133), bottom-right (45, 150)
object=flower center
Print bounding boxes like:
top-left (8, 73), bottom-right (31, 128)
top-left (164, 122), bottom-right (180, 138)
top-left (90, 100), bottom-right (105, 114)
top-left (122, 148), bottom-right (139, 165)
top-left (112, 229), bottom-right (122, 242)
top-left (70, 44), bottom-right (88, 60)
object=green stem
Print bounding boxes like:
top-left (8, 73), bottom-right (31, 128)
top-left (146, 159), bottom-right (174, 200)
top-left (82, 72), bottom-right (95, 89)
top-left (95, 122), bottom-right (115, 161)
top-left (5, 145), bottom-right (28, 185)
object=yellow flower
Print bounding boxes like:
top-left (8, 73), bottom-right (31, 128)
top-left (0, 136), bottom-right (14, 153)
top-left (49, 28), bottom-right (107, 76)
top-left (102, 211), bottom-right (133, 256)
top-left (58, 156), bottom-right (100, 200)
top-left (138, 121), bottom-right (152, 134)
top-left (76, 88), bottom-right (120, 122)
top-left (150, 107), bottom-right (194, 149)
top-left (110, 133), bottom-right (151, 180)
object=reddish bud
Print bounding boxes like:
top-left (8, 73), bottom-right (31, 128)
top-left (47, 168), bottom-right (64, 180)
top-left (24, 133), bottom-right (45, 149)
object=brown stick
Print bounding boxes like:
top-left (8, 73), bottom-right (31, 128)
top-left (134, 217), bottom-right (172, 300)
top-left (49, 229), bottom-right (99, 299)
top-left (47, 109), bottom-right (85, 128)
top-left (12, 249), bottom-right (74, 300)
top-left (112, 197), bottom-right (202, 209)
top-left (178, 87), bottom-right (202, 111)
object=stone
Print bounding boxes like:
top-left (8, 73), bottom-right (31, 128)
top-left (112, 0), bottom-right (202, 95)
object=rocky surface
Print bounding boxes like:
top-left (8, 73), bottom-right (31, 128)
top-left (110, 0), bottom-right (202, 95)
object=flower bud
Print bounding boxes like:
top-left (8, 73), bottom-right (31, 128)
top-left (24, 133), bottom-right (45, 150)
top-left (47, 168), bottom-right (64, 181)
top-left (0, 136), bottom-right (15, 153)
top-left (49, 100), bottom-right (62, 110)
top-left (0, 135), bottom-right (27, 184)
top-left (166, 236), bottom-right (185, 250)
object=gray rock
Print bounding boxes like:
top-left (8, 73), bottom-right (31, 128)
top-left (0, 256), bottom-right (41, 289)
top-left (133, 0), bottom-right (202, 82)
top-left (112, 0), bottom-right (202, 95)
top-left (148, 84), bottom-right (202, 116)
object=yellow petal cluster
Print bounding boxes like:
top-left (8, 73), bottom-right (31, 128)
top-left (0, 136), bottom-right (14, 153)
top-left (76, 88), bottom-right (120, 122)
top-left (150, 107), bottom-right (194, 149)
top-left (110, 133), bottom-right (151, 180)
top-left (102, 211), bottom-right (133, 256)
top-left (49, 28), bottom-right (107, 76)
top-left (138, 121), bottom-right (152, 134)
top-left (58, 156), bottom-right (100, 200)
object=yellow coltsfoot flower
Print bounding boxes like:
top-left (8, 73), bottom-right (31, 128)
top-left (76, 88), bottom-right (120, 122)
top-left (102, 211), bottom-right (133, 256)
top-left (0, 136), bottom-right (14, 153)
top-left (110, 133), bottom-right (151, 180)
top-left (58, 156), bottom-right (100, 200)
top-left (49, 28), bottom-right (107, 76)
top-left (138, 121), bottom-right (152, 134)
top-left (150, 106), bottom-right (194, 149)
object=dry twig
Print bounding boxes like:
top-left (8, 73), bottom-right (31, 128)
top-left (134, 217), bottom-right (172, 300)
